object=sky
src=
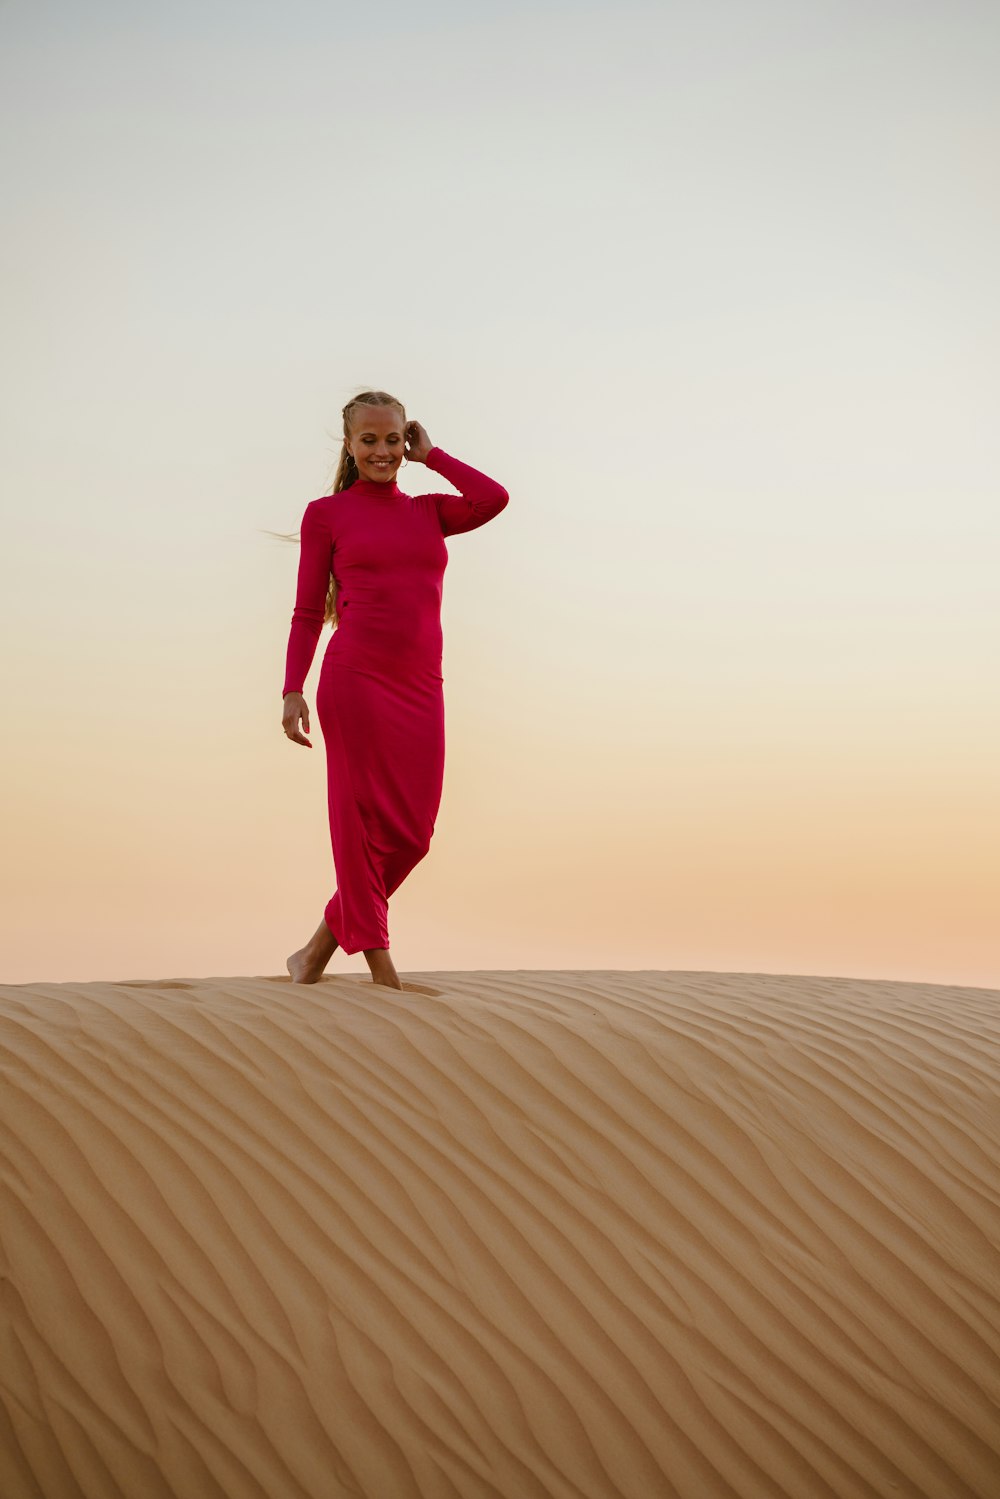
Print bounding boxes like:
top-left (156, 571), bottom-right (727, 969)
top-left (1, 0), bottom-right (998, 986)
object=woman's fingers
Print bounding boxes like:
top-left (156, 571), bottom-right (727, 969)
top-left (282, 703), bottom-right (312, 747)
top-left (405, 419), bottom-right (433, 462)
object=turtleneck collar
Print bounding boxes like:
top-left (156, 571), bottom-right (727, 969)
top-left (346, 475), bottom-right (403, 498)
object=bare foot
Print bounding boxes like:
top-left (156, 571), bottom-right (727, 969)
top-left (365, 946), bottom-right (404, 990)
top-left (287, 917), bottom-right (338, 984)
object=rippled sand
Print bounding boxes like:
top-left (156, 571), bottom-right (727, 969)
top-left (2, 970), bottom-right (998, 1498)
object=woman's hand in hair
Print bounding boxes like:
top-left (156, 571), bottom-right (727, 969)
top-left (404, 420), bottom-right (434, 464)
top-left (282, 692), bottom-right (312, 748)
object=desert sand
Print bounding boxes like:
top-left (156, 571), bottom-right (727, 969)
top-left (1, 969), bottom-right (998, 1499)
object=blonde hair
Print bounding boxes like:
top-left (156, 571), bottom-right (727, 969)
top-left (268, 387), bottom-right (407, 631)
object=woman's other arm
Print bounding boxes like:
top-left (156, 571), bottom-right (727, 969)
top-left (282, 500), bottom-right (332, 699)
top-left (282, 501), bottom-right (333, 748)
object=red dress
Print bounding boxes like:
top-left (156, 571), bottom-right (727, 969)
top-left (282, 447), bottom-right (509, 953)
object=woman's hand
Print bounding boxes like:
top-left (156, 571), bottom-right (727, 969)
top-left (404, 420), bottom-right (434, 464)
top-left (282, 692), bottom-right (312, 748)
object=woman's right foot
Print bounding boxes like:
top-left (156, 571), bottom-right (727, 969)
top-left (287, 918), bottom-right (338, 984)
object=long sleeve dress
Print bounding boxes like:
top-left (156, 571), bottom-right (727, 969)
top-left (282, 446), bottom-right (509, 954)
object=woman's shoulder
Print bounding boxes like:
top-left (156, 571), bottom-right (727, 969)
top-left (305, 491), bottom-right (350, 519)
top-left (297, 493), bottom-right (343, 541)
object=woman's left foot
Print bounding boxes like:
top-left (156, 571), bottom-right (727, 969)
top-left (364, 947), bottom-right (404, 990)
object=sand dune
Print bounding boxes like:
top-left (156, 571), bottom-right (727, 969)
top-left (1, 969), bottom-right (999, 1499)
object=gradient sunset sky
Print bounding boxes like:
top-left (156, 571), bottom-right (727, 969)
top-left (2, 0), bottom-right (997, 985)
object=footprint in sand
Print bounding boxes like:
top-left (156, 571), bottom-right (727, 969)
top-left (112, 980), bottom-right (195, 990)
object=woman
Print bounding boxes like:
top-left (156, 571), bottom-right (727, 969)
top-left (282, 390), bottom-right (509, 990)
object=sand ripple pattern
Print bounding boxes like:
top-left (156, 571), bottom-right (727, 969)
top-left (1, 970), bottom-right (999, 1498)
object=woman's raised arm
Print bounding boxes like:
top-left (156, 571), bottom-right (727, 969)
top-left (424, 447), bottom-right (510, 537)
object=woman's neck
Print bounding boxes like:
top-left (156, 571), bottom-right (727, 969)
top-left (347, 475), bottom-right (402, 496)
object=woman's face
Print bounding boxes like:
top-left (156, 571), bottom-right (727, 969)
top-left (346, 408), bottom-right (406, 483)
